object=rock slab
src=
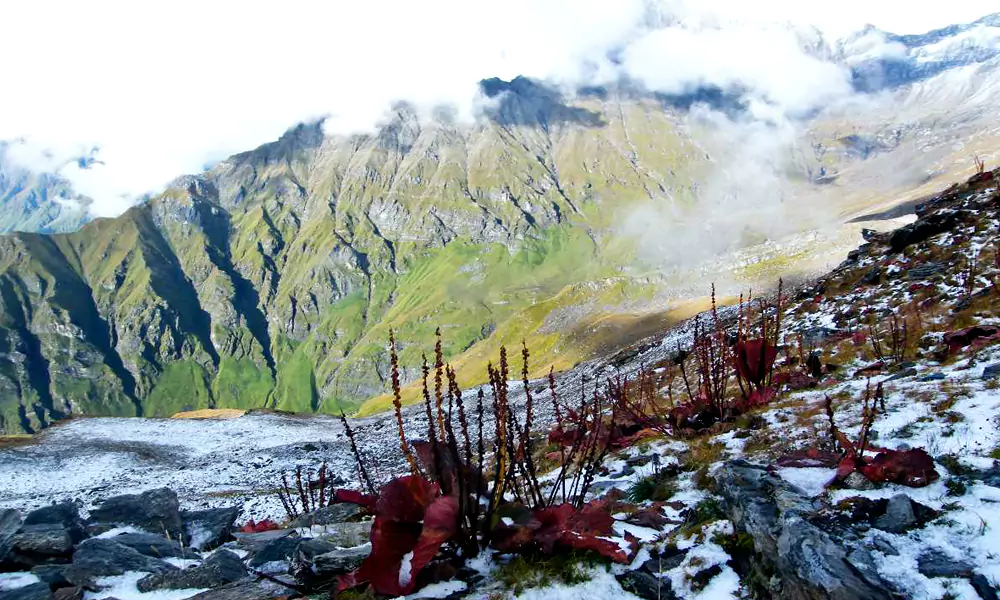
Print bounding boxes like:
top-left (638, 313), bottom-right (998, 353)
top-left (715, 460), bottom-right (895, 600)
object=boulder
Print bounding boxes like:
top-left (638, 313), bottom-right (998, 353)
top-left (29, 565), bottom-right (69, 589)
top-left (294, 538), bottom-right (339, 562)
top-left (87, 489), bottom-right (183, 537)
top-left (0, 510), bottom-right (22, 562)
top-left (51, 588), bottom-right (82, 600)
top-left (233, 530), bottom-right (296, 552)
top-left (971, 574), bottom-right (999, 600)
top-left (311, 546), bottom-right (370, 576)
top-left (289, 504), bottom-right (360, 528)
top-left (313, 521), bottom-right (372, 548)
top-left (11, 526), bottom-right (74, 557)
top-left (181, 507), bottom-right (239, 550)
top-left (872, 495), bottom-right (938, 534)
top-left (715, 460), bottom-right (894, 600)
top-left (0, 582), bottom-right (52, 600)
top-left (983, 364), bottom-right (1000, 380)
top-left (65, 539), bottom-right (176, 586)
top-left (916, 551), bottom-right (974, 579)
top-left (185, 577), bottom-right (295, 599)
top-left (247, 536), bottom-right (302, 568)
top-left (23, 505), bottom-right (84, 544)
top-left (103, 533), bottom-right (196, 559)
top-left (889, 210), bottom-right (963, 252)
top-left (884, 368), bottom-right (918, 382)
top-left (873, 495), bottom-right (916, 534)
top-left (137, 550), bottom-right (246, 592)
top-left (617, 570), bottom-right (679, 600)
top-left (642, 547), bottom-right (688, 574)
top-left (842, 472), bottom-right (878, 491)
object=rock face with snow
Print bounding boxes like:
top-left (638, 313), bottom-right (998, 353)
top-left (181, 507), bottom-right (240, 551)
top-left (0, 510), bottom-right (21, 564)
top-left (137, 549), bottom-right (246, 592)
top-left (86, 488), bottom-right (184, 538)
top-left (715, 460), bottom-right (894, 600)
top-left (66, 538), bottom-right (178, 583)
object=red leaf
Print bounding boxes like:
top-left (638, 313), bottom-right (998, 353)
top-left (734, 339), bottom-right (778, 387)
top-left (339, 476), bottom-right (453, 596)
top-left (862, 449), bottom-right (940, 487)
top-left (944, 325), bottom-right (1000, 355)
top-left (333, 489), bottom-right (377, 510)
top-left (535, 503), bottom-right (634, 563)
top-left (237, 519), bottom-right (280, 533)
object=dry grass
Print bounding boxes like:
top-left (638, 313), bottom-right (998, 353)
top-left (0, 434), bottom-right (35, 449)
top-left (171, 408), bottom-right (247, 419)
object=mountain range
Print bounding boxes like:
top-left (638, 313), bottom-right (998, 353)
top-left (1, 15), bottom-right (999, 434)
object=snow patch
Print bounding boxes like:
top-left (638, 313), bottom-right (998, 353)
top-left (0, 572), bottom-right (40, 591)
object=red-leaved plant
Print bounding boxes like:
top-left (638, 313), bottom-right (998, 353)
top-left (328, 331), bottom-right (637, 596)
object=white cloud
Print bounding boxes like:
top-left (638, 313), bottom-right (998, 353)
top-left (0, 0), bottom-right (995, 217)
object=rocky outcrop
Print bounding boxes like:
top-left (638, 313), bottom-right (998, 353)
top-left (65, 538), bottom-right (177, 585)
top-left (86, 488), bottom-right (183, 537)
top-left (182, 507), bottom-right (240, 550)
top-left (102, 532), bottom-right (196, 559)
top-left (715, 460), bottom-right (896, 600)
top-left (0, 510), bottom-right (21, 563)
top-left (137, 550), bottom-right (246, 592)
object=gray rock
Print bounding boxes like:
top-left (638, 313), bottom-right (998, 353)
top-left (870, 538), bottom-right (899, 556)
top-left (983, 364), bottom-right (1000, 380)
top-left (137, 550), bottom-right (246, 592)
top-left (312, 522), bottom-right (372, 548)
top-left (642, 548), bottom-right (688, 574)
top-left (617, 570), bottom-right (678, 600)
top-left (295, 538), bottom-right (339, 562)
top-left (12, 525), bottom-right (74, 556)
top-left (884, 368), bottom-right (918, 382)
top-left (248, 536), bottom-right (302, 568)
top-left (87, 488), bottom-right (183, 537)
top-left (233, 529), bottom-right (296, 551)
top-left (181, 507), bottom-right (239, 550)
top-left (971, 574), bottom-right (999, 600)
top-left (185, 577), bottom-right (294, 599)
top-left (906, 263), bottom-right (943, 280)
top-left (0, 582), bottom-right (52, 600)
top-left (23, 504), bottom-right (84, 543)
top-left (30, 564), bottom-right (69, 588)
top-left (873, 495), bottom-right (917, 534)
top-left (312, 546), bottom-right (370, 575)
top-left (715, 460), bottom-right (894, 600)
top-left (289, 504), bottom-right (360, 528)
top-left (842, 472), bottom-right (878, 491)
top-left (65, 539), bottom-right (177, 585)
top-left (0, 509), bottom-right (22, 562)
top-left (51, 587), bottom-right (83, 600)
top-left (916, 551), bottom-right (974, 578)
top-left (919, 373), bottom-right (945, 382)
top-left (104, 532), bottom-right (196, 559)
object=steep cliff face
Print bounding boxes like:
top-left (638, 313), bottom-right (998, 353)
top-left (0, 92), bottom-right (707, 433)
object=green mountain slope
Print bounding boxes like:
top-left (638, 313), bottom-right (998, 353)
top-left (0, 87), bottom-right (712, 433)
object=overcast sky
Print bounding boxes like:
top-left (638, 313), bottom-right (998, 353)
top-left (1, 0), bottom-right (996, 217)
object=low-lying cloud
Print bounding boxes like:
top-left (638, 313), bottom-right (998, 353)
top-left (0, 0), bottom-right (993, 217)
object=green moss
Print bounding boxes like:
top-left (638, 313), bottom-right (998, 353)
top-left (494, 553), bottom-right (597, 595)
